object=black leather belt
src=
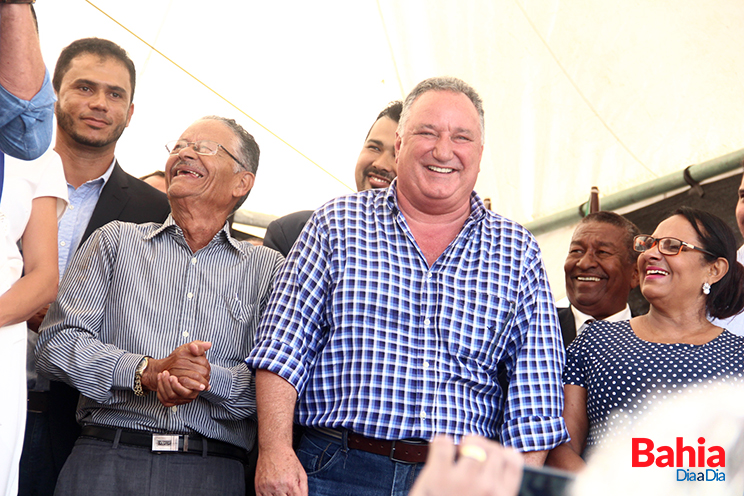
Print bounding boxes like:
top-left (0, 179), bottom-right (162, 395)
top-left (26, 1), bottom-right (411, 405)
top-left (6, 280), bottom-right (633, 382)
top-left (80, 425), bottom-right (248, 463)
top-left (310, 427), bottom-right (429, 464)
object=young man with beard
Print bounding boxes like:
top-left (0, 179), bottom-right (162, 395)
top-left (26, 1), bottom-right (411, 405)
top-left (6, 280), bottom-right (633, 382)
top-left (19, 38), bottom-right (170, 496)
top-left (262, 101), bottom-right (401, 256)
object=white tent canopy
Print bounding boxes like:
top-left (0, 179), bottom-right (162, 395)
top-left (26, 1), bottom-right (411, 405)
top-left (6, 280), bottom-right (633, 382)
top-left (36, 0), bottom-right (744, 295)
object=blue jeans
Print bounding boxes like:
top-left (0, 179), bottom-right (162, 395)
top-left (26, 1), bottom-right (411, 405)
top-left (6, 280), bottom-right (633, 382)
top-left (297, 430), bottom-right (424, 496)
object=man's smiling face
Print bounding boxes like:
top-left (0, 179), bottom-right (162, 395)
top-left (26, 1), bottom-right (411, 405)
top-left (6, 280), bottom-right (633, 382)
top-left (55, 53), bottom-right (134, 149)
top-left (564, 221), bottom-right (639, 320)
top-left (394, 90), bottom-right (483, 214)
top-left (354, 116), bottom-right (398, 191)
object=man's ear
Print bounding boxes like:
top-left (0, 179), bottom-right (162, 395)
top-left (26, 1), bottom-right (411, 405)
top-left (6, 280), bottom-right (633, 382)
top-left (394, 132), bottom-right (402, 163)
top-left (233, 171), bottom-right (255, 199)
top-left (629, 262), bottom-right (640, 289)
top-left (125, 102), bottom-right (135, 128)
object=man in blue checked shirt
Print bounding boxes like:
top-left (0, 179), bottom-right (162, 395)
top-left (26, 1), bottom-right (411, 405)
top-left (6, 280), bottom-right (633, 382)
top-left (248, 76), bottom-right (569, 496)
top-left (0, 4), bottom-right (55, 201)
top-left (36, 116), bottom-right (284, 496)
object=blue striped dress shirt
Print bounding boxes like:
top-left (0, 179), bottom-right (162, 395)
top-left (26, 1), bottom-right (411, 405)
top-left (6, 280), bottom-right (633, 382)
top-left (57, 156), bottom-right (115, 277)
top-left (36, 216), bottom-right (284, 450)
top-left (247, 181), bottom-right (569, 451)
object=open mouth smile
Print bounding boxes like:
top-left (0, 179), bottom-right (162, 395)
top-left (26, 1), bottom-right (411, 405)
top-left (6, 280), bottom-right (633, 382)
top-left (427, 165), bottom-right (455, 174)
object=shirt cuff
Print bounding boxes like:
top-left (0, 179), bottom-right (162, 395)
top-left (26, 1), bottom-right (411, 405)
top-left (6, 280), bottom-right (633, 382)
top-left (112, 353), bottom-right (147, 391)
top-left (0, 70), bottom-right (54, 124)
top-left (200, 363), bottom-right (232, 403)
top-left (246, 339), bottom-right (307, 393)
top-left (501, 415), bottom-right (570, 452)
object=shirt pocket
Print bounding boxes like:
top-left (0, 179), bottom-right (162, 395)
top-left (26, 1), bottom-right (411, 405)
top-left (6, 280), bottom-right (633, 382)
top-left (226, 294), bottom-right (256, 324)
top-left (446, 292), bottom-right (515, 368)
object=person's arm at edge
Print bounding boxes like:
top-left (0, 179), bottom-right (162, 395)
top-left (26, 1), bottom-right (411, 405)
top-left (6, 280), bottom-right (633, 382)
top-left (521, 450), bottom-right (548, 467)
top-left (0, 196), bottom-right (57, 327)
top-left (0, 4), bottom-right (45, 99)
top-left (501, 238), bottom-right (570, 460)
top-left (254, 369), bottom-right (307, 496)
top-left (545, 384), bottom-right (588, 472)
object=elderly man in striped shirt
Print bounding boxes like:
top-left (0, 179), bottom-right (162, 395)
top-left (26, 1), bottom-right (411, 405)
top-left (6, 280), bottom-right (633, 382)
top-left (248, 77), bottom-right (568, 496)
top-left (35, 116), bottom-right (284, 496)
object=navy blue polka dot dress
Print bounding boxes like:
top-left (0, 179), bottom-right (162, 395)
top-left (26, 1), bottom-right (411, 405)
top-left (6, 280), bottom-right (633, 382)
top-left (564, 320), bottom-right (744, 454)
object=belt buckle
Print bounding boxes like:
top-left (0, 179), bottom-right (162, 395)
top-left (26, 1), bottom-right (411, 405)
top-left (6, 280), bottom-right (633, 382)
top-left (152, 434), bottom-right (179, 452)
top-left (389, 440), bottom-right (416, 465)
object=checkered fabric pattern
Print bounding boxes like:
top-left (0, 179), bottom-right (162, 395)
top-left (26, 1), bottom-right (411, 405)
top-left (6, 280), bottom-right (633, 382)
top-left (248, 180), bottom-right (568, 451)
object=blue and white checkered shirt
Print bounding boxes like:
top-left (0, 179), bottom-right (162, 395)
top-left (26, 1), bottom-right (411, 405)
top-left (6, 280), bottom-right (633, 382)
top-left (248, 181), bottom-right (569, 451)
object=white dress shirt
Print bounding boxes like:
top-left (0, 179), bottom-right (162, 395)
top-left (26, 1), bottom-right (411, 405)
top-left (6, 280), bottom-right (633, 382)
top-left (571, 304), bottom-right (632, 336)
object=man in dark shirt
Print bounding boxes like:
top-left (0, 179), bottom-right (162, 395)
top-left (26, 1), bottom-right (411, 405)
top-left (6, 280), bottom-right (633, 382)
top-left (263, 101), bottom-right (401, 256)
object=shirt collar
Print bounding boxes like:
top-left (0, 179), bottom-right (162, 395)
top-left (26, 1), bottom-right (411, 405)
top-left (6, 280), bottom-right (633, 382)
top-left (571, 304), bottom-right (632, 327)
top-left (99, 157), bottom-right (117, 184)
top-left (144, 214), bottom-right (244, 254)
top-left (67, 157), bottom-right (117, 188)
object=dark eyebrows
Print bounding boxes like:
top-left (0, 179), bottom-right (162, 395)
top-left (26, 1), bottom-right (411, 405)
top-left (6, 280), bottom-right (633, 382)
top-left (366, 139), bottom-right (384, 147)
top-left (73, 78), bottom-right (129, 98)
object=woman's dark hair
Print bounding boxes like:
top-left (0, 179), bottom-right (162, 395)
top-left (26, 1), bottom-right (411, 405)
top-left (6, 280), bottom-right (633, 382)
top-left (672, 207), bottom-right (744, 319)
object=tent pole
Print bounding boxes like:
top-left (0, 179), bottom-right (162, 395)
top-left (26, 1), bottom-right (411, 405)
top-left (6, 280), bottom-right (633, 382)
top-left (525, 148), bottom-right (744, 236)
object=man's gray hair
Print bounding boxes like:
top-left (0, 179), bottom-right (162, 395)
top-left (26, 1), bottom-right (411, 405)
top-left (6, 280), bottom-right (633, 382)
top-left (397, 77), bottom-right (485, 143)
top-left (199, 116), bottom-right (260, 211)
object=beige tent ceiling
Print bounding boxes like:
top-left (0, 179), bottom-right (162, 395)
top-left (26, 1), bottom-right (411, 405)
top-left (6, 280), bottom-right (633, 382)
top-left (36, 0), bottom-right (744, 295)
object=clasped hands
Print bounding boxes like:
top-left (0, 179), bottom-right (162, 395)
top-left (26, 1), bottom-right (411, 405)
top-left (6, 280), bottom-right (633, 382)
top-left (141, 340), bottom-right (212, 407)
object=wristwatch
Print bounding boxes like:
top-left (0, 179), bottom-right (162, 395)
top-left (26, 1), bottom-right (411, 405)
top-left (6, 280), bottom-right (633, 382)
top-left (133, 356), bottom-right (149, 396)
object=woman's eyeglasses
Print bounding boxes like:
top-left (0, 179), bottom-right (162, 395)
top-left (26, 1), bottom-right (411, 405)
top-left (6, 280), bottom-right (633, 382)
top-left (633, 235), bottom-right (715, 257)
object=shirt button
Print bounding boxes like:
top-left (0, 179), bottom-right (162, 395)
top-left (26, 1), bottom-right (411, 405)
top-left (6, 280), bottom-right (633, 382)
top-left (191, 257), bottom-right (197, 265)
top-left (424, 318), bottom-right (430, 325)
top-left (423, 361), bottom-right (430, 369)
top-left (427, 272), bottom-right (432, 279)
top-left (60, 241), bottom-right (66, 247)
top-left (182, 331), bottom-right (189, 338)
top-left (420, 410), bottom-right (427, 419)
top-left (171, 406), bottom-right (178, 413)
top-left (187, 292), bottom-right (193, 299)
top-left (68, 205), bottom-right (74, 210)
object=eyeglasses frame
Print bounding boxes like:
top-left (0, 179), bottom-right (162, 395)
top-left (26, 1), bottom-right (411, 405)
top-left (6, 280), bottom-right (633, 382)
top-left (633, 235), bottom-right (717, 258)
top-left (165, 140), bottom-right (247, 172)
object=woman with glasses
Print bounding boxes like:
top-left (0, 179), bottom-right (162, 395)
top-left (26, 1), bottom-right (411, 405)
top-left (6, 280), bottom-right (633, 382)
top-left (546, 207), bottom-right (744, 472)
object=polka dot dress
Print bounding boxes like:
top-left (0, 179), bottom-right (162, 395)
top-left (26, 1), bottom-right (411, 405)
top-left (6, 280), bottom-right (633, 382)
top-left (564, 320), bottom-right (744, 454)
